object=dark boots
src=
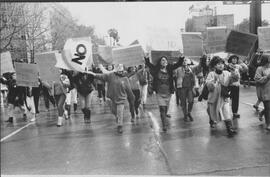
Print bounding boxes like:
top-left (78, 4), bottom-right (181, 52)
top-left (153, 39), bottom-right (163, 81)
top-left (187, 102), bottom-right (194, 121)
top-left (82, 108), bottom-right (91, 123)
top-left (5, 117), bottom-right (13, 123)
top-left (159, 106), bottom-right (168, 132)
top-left (64, 104), bottom-right (71, 119)
top-left (224, 119), bottom-right (237, 137)
top-left (74, 103), bottom-right (77, 112)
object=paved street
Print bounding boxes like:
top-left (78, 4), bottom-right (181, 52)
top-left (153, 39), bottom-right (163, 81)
top-left (1, 86), bottom-right (270, 175)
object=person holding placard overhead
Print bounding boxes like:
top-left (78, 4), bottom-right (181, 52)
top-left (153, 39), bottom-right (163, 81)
top-left (254, 54), bottom-right (270, 131)
top-left (86, 64), bottom-right (135, 134)
top-left (144, 55), bottom-right (184, 132)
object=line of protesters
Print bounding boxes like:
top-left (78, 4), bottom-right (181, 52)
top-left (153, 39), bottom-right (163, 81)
top-left (1, 52), bottom-right (270, 136)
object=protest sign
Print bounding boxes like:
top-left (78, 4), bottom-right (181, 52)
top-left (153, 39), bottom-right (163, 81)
top-left (150, 50), bottom-right (181, 65)
top-left (145, 27), bottom-right (182, 51)
top-left (258, 26), bottom-right (270, 51)
top-left (1, 51), bottom-right (15, 75)
top-left (63, 37), bottom-right (92, 72)
top-left (97, 45), bottom-right (113, 64)
top-left (217, 14), bottom-right (234, 29)
top-left (15, 63), bottom-right (39, 87)
top-left (35, 51), bottom-right (61, 82)
top-left (225, 30), bottom-right (258, 56)
top-left (181, 32), bottom-right (203, 57)
top-left (206, 26), bottom-right (229, 53)
top-left (55, 52), bottom-right (70, 70)
top-left (112, 45), bottom-right (144, 67)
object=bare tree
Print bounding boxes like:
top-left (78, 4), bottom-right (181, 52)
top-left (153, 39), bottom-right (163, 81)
top-left (108, 28), bottom-right (120, 46)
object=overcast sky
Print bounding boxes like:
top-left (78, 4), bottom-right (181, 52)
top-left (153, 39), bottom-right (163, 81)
top-left (62, 1), bottom-right (270, 47)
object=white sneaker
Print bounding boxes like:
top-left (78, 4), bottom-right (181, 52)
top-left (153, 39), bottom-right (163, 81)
top-left (57, 116), bottom-right (63, 127)
top-left (64, 110), bottom-right (69, 119)
top-left (30, 117), bottom-right (36, 122)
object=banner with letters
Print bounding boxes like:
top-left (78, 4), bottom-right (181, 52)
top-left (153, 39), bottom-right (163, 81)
top-left (206, 26), bottom-right (230, 54)
top-left (62, 37), bottom-right (92, 72)
top-left (150, 50), bottom-right (181, 65)
top-left (1, 51), bottom-right (15, 75)
top-left (112, 44), bottom-right (144, 67)
top-left (35, 51), bottom-right (61, 83)
top-left (225, 30), bottom-right (258, 56)
top-left (181, 32), bottom-right (203, 57)
top-left (15, 63), bottom-right (39, 87)
top-left (258, 26), bottom-right (270, 51)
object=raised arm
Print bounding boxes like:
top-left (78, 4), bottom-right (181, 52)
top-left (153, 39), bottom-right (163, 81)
top-left (144, 57), bottom-right (155, 71)
top-left (171, 56), bottom-right (184, 70)
top-left (86, 70), bottom-right (110, 82)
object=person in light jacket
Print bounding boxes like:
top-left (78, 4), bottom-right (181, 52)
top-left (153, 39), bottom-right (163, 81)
top-left (206, 56), bottom-right (239, 137)
top-left (254, 54), bottom-right (270, 131)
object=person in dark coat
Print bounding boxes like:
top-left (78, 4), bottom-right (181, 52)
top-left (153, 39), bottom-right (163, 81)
top-left (0, 72), bottom-right (26, 123)
top-left (145, 55), bottom-right (184, 132)
top-left (73, 71), bottom-right (95, 123)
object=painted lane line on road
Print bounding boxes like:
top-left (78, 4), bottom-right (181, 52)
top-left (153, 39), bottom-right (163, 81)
top-left (1, 122), bottom-right (35, 142)
top-left (241, 102), bottom-right (264, 109)
top-left (147, 111), bottom-right (174, 175)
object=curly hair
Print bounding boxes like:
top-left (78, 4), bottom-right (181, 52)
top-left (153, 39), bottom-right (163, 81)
top-left (209, 56), bottom-right (224, 69)
top-left (228, 55), bottom-right (239, 64)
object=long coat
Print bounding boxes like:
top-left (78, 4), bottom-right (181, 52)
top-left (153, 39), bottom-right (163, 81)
top-left (254, 66), bottom-right (270, 101)
top-left (206, 70), bottom-right (239, 122)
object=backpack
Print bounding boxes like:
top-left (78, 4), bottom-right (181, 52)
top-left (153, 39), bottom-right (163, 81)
top-left (198, 84), bottom-right (209, 101)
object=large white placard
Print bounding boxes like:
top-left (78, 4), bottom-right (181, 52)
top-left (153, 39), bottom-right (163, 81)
top-left (258, 26), bottom-right (270, 51)
top-left (15, 63), bottom-right (39, 87)
top-left (182, 32), bottom-right (203, 57)
top-left (1, 51), bottom-right (15, 75)
top-left (206, 26), bottom-right (230, 54)
top-left (112, 45), bottom-right (144, 67)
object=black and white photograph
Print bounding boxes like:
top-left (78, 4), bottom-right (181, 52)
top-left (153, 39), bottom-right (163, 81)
top-left (1, 0), bottom-right (270, 176)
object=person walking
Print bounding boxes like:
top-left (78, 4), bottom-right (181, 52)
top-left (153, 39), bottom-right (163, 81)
top-left (87, 64), bottom-right (135, 134)
top-left (175, 57), bottom-right (202, 122)
top-left (227, 55), bottom-right (248, 119)
top-left (145, 55), bottom-right (184, 132)
top-left (73, 71), bottom-right (95, 123)
top-left (254, 54), bottom-right (270, 131)
top-left (206, 56), bottom-right (239, 137)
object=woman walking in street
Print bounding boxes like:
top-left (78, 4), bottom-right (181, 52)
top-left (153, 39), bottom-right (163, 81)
top-left (145, 55), bottom-right (184, 132)
top-left (52, 74), bottom-right (70, 127)
top-left (254, 54), bottom-right (270, 131)
top-left (206, 56), bottom-right (239, 137)
top-left (73, 70), bottom-right (95, 124)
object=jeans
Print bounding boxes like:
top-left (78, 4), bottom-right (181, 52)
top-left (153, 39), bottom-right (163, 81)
top-left (229, 86), bottom-right (239, 114)
top-left (111, 102), bottom-right (125, 126)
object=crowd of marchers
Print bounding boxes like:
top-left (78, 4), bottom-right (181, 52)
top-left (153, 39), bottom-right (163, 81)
top-left (1, 51), bottom-right (270, 136)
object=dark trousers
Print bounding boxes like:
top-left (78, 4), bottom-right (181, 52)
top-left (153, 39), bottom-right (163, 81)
top-left (43, 87), bottom-right (55, 109)
top-left (263, 101), bottom-right (270, 127)
top-left (229, 86), bottom-right (239, 114)
top-left (32, 87), bottom-right (40, 113)
top-left (132, 89), bottom-right (141, 115)
top-left (97, 84), bottom-right (106, 101)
